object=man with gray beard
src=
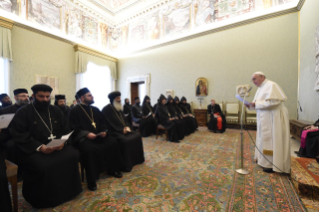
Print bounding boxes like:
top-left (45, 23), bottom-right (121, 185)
top-left (102, 91), bottom-right (145, 172)
top-left (0, 88), bottom-right (30, 181)
top-left (69, 88), bottom-right (124, 191)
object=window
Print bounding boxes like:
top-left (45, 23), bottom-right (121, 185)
top-left (0, 58), bottom-right (10, 105)
top-left (77, 62), bottom-right (112, 110)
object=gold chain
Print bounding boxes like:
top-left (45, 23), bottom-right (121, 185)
top-left (79, 104), bottom-right (96, 128)
top-left (146, 104), bottom-right (153, 115)
top-left (111, 105), bottom-right (126, 127)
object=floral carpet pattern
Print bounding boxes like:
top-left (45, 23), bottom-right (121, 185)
top-left (15, 129), bottom-right (306, 211)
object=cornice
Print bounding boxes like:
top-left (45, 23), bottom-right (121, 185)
top-left (74, 44), bottom-right (118, 62)
top-left (0, 16), bottom-right (14, 29)
top-left (131, 7), bottom-right (299, 55)
top-left (297, 0), bottom-right (306, 11)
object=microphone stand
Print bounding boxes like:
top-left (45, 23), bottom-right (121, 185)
top-left (235, 93), bottom-right (249, 175)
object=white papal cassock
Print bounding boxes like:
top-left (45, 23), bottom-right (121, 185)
top-left (252, 79), bottom-right (290, 173)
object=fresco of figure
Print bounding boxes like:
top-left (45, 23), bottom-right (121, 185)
top-left (195, 0), bottom-right (215, 27)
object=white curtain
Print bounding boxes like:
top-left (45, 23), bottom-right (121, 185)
top-left (0, 58), bottom-right (10, 94)
top-left (75, 51), bottom-right (117, 80)
top-left (0, 26), bottom-right (12, 61)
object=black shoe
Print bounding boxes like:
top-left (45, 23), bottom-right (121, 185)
top-left (172, 140), bottom-right (180, 143)
top-left (294, 151), bottom-right (299, 155)
top-left (263, 168), bottom-right (273, 173)
top-left (108, 171), bottom-right (123, 178)
top-left (17, 174), bottom-right (23, 182)
top-left (88, 182), bottom-right (97, 191)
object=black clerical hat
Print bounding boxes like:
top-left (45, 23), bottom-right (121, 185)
top-left (13, 88), bottom-right (28, 96)
top-left (158, 94), bottom-right (166, 104)
top-left (76, 88), bottom-right (90, 98)
top-left (108, 91), bottom-right (121, 103)
top-left (0, 93), bottom-right (9, 101)
top-left (134, 97), bottom-right (140, 101)
top-left (31, 84), bottom-right (53, 93)
top-left (75, 95), bottom-right (79, 100)
top-left (55, 95), bottom-right (66, 100)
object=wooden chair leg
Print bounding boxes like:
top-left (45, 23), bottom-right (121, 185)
top-left (156, 127), bottom-right (159, 139)
top-left (165, 130), bottom-right (168, 141)
top-left (9, 175), bottom-right (18, 212)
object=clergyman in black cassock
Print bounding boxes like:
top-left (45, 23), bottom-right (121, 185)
top-left (156, 94), bottom-right (183, 142)
top-left (180, 96), bottom-right (198, 130)
top-left (295, 119), bottom-right (319, 158)
top-left (207, 99), bottom-right (226, 133)
top-left (54, 94), bottom-right (71, 118)
top-left (69, 88), bottom-right (124, 191)
top-left (132, 97), bottom-right (157, 137)
top-left (166, 95), bottom-right (189, 136)
top-left (174, 96), bottom-right (195, 134)
top-left (0, 93), bottom-right (12, 109)
top-left (0, 88), bottom-right (30, 181)
top-left (142, 95), bottom-right (158, 125)
top-left (102, 91), bottom-right (145, 172)
top-left (0, 132), bottom-right (12, 212)
top-left (9, 84), bottom-right (82, 208)
top-left (123, 98), bottom-right (132, 127)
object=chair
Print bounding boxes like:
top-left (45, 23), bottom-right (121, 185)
top-left (132, 121), bottom-right (140, 132)
top-left (156, 124), bottom-right (168, 141)
top-left (245, 108), bottom-right (257, 129)
top-left (5, 159), bottom-right (18, 212)
top-left (207, 102), bottom-right (224, 123)
top-left (225, 102), bottom-right (240, 127)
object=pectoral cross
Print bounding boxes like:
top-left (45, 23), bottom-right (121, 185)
top-left (92, 122), bottom-right (96, 129)
top-left (48, 134), bottom-right (56, 140)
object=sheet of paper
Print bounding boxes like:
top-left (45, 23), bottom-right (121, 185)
top-left (146, 112), bottom-right (152, 117)
top-left (0, 114), bottom-right (15, 129)
top-left (235, 94), bottom-right (249, 105)
top-left (46, 139), bottom-right (67, 148)
top-left (61, 131), bottom-right (73, 139)
top-left (124, 113), bottom-right (129, 117)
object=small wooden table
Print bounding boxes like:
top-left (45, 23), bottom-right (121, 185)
top-left (290, 119), bottom-right (314, 141)
top-left (194, 109), bottom-right (207, 126)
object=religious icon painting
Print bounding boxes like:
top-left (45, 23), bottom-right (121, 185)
top-left (165, 89), bottom-right (174, 98)
top-left (195, 78), bottom-right (208, 97)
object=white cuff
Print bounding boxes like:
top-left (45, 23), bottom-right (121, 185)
top-left (36, 145), bottom-right (43, 152)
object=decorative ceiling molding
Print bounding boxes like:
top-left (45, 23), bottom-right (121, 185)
top-left (74, 44), bottom-right (118, 62)
top-left (0, 16), bottom-right (14, 29)
top-left (297, 0), bottom-right (306, 11)
top-left (130, 7), bottom-right (298, 55)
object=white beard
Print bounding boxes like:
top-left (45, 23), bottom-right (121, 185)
top-left (113, 100), bottom-right (122, 111)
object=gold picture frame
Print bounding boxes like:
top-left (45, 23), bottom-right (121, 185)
top-left (195, 77), bottom-right (208, 97)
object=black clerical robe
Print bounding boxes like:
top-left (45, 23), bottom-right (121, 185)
top-left (297, 119), bottom-right (319, 158)
top-left (179, 102), bottom-right (198, 130)
top-left (166, 100), bottom-right (189, 137)
top-left (0, 134), bottom-right (12, 212)
top-left (123, 103), bottom-right (132, 127)
top-left (57, 105), bottom-right (71, 119)
top-left (9, 104), bottom-right (82, 208)
top-left (207, 104), bottom-right (226, 132)
top-left (69, 104), bottom-right (124, 183)
top-left (102, 104), bottom-right (145, 172)
top-left (157, 104), bottom-right (184, 142)
top-left (174, 104), bottom-right (195, 134)
top-left (132, 103), bottom-right (156, 137)
top-left (0, 104), bottom-right (25, 177)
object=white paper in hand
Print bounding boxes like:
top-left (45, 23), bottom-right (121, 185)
top-left (235, 94), bottom-right (249, 105)
top-left (0, 114), bottom-right (15, 129)
top-left (46, 131), bottom-right (73, 147)
top-left (146, 112), bottom-right (152, 118)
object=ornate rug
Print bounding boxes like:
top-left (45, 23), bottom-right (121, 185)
top-left (291, 156), bottom-right (319, 211)
top-left (14, 129), bottom-right (306, 211)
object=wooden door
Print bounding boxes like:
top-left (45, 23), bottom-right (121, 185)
top-left (131, 83), bottom-right (139, 103)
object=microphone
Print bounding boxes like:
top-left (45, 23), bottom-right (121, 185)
top-left (298, 101), bottom-right (302, 112)
top-left (247, 86), bottom-right (252, 93)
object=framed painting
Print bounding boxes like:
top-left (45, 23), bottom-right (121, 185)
top-left (195, 77), bottom-right (208, 96)
top-left (236, 84), bottom-right (250, 97)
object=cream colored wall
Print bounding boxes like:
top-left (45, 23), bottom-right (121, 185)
top-left (299, 0), bottom-right (319, 122)
top-left (118, 13), bottom-right (299, 119)
top-left (10, 26), bottom-right (76, 105)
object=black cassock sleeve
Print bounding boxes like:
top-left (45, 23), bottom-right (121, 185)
top-left (69, 107), bottom-right (91, 145)
top-left (207, 105), bottom-right (211, 114)
top-left (102, 105), bottom-right (128, 133)
top-left (132, 106), bottom-right (143, 119)
top-left (158, 105), bottom-right (170, 125)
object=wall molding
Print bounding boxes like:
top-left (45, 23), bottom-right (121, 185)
top-left (74, 44), bottom-right (118, 62)
top-left (0, 16), bottom-right (14, 29)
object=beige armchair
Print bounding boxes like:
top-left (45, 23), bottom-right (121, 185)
top-left (225, 102), bottom-right (240, 126)
top-left (245, 108), bottom-right (257, 129)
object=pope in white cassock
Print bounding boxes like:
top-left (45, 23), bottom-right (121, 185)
top-left (245, 72), bottom-right (290, 173)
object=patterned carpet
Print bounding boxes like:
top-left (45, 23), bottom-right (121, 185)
top-left (15, 128), bottom-right (307, 211)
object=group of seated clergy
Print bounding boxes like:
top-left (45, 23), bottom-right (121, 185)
top-left (0, 85), bottom-right (145, 210)
top-left (123, 94), bottom-right (198, 143)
